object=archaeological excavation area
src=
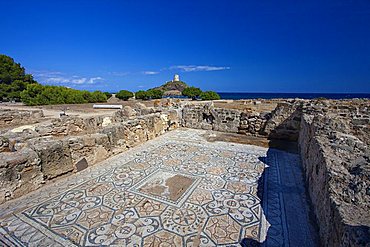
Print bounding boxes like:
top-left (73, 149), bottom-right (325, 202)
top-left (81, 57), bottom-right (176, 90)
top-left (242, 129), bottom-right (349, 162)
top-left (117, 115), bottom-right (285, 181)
top-left (0, 99), bottom-right (369, 246)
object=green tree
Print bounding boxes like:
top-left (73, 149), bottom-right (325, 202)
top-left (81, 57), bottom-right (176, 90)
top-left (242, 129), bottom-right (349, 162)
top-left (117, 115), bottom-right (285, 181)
top-left (0, 54), bottom-right (37, 101)
top-left (200, 91), bottom-right (221, 100)
top-left (182, 86), bottom-right (202, 100)
top-left (116, 90), bottom-right (134, 100)
top-left (147, 89), bottom-right (164, 99)
top-left (135, 90), bottom-right (150, 100)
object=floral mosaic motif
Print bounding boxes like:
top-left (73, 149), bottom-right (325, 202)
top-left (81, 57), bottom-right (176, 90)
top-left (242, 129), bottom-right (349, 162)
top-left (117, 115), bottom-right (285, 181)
top-left (210, 156), bottom-right (235, 167)
top-left (173, 162), bottom-right (207, 176)
top-left (226, 181), bottom-right (254, 194)
top-left (103, 189), bottom-right (142, 210)
top-left (188, 188), bottom-right (213, 205)
top-left (76, 206), bottom-right (114, 229)
top-left (191, 154), bottom-right (211, 163)
top-left (184, 233), bottom-right (216, 247)
top-left (161, 203), bottom-right (207, 236)
top-left (85, 208), bottom-right (161, 246)
top-left (204, 214), bottom-right (242, 245)
top-left (162, 158), bottom-right (182, 168)
top-left (222, 166), bottom-right (261, 184)
top-left (242, 224), bottom-right (260, 242)
top-left (53, 225), bottom-right (86, 245)
top-left (142, 230), bottom-right (183, 246)
top-left (48, 205), bottom-right (82, 227)
top-left (111, 168), bottom-right (146, 188)
top-left (136, 198), bottom-right (167, 217)
top-left (199, 175), bottom-right (226, 190)
top-left (206, 165), bottom-right (227, 176)
top-left (205, 189), bottom-right (260, 226)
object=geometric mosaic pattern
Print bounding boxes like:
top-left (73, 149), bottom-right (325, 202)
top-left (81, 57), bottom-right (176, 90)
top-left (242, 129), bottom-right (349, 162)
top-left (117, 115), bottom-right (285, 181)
top-left (0, 129), bottom-right (318, 246)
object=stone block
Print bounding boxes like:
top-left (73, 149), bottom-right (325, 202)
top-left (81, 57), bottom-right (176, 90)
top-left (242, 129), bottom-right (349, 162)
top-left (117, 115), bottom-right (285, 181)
top-left (32, 139), bottom-right (73, 179)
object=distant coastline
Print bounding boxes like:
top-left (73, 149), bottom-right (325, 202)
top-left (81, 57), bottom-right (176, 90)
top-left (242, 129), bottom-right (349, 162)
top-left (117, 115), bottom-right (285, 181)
top-left (217, 92), bottom-right (370, 100)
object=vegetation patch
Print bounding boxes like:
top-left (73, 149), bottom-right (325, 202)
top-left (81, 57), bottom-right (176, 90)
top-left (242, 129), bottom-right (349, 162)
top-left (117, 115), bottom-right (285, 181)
top-left (200, 91), bottom-right (221, 100)
top-left (20, 84), bottom-right (107, 105)
top-left (116, 90), bottom-right (134, 100)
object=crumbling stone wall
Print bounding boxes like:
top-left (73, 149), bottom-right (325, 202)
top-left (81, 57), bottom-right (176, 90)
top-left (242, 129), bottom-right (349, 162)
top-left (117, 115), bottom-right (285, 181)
top-left (182, 101), bottom-right (302, 140)
top-left (0, 108), bottom-right (180, 203)
top-left (299, 102), bottom-right (370, 247)
top-left (264, 101), bottom-right (302, 141)
top-left (0, 109), bottom-right (44, 129)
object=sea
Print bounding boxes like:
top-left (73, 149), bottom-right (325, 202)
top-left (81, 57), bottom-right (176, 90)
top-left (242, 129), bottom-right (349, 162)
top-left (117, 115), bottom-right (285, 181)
top-left (217, 92), bottom-right (370, 100)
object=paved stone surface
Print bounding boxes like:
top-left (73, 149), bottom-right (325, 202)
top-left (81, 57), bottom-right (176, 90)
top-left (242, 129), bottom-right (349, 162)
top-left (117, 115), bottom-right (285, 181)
top-left (0, 129), bottom-right (318, 246)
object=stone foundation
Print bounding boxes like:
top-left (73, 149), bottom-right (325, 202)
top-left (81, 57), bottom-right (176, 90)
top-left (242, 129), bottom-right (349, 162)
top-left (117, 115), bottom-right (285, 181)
top-left (0, 108), bottom-right (180, 204)
top-left (299, 102), bottom-right (370, 247)
top-left (0, 109), bottom-right (44, 129)
top-left (182, 101), bottom-right (301, 140)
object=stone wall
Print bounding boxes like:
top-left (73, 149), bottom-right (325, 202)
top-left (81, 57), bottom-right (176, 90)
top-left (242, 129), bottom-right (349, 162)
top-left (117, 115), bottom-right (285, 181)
top-left (182, 103), bottom-right (241, 132)
top-left (182, 101), bottom-right (302, 140)
top-left (264, 102), bottom-right (302, 141)
top-left (299, 102), bottom-right (370, 247)
top-left (0, 108), bottom-right (180, 203)
top-left (0, 109), bottom-right (44, 129)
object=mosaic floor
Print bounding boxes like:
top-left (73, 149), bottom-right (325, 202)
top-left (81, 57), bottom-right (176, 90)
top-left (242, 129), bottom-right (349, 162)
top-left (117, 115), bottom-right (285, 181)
top-left (0, 129), bottom-right (318, 246)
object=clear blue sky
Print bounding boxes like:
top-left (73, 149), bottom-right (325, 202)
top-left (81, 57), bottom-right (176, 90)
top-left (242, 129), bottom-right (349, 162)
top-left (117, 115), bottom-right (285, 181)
top-left (1, 0), bottom-right (369, 93)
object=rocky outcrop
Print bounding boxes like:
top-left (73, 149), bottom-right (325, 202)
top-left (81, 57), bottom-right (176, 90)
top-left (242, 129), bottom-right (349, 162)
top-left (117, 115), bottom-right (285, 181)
top-left (153, 80), bottom-right (188, 95)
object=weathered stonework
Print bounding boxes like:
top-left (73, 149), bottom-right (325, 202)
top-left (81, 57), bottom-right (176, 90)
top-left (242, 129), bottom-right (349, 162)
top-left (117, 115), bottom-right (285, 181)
top-left (0, 109), bottom-right (181, 204)
top-left (264, 101), bottom-right (302, 141)
top-left (0, 99), bottom-right (369, 247)
top-left (182, 101), bottom-right (302, 140)
top-left (0, 109), bottom-right (44, 129)
top-left (299, 101), bottom-right (370, 247)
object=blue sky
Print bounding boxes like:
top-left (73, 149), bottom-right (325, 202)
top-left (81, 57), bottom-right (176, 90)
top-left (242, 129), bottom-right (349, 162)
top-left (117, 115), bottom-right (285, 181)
top-left (1, 0), bottom-right (369, 93)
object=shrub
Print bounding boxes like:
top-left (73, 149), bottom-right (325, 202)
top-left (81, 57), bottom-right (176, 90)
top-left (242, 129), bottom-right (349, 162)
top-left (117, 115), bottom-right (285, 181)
top-left (20, 83), bottom-right (45, 105)
top-left (182, 86), bottom-right (202, 100)
top-left (104, 92), bottom-right (112, 99)
top-left (92, 91), bottom-right (108, 102)
top-left (20, 84), bottom-right (107, 105)
top-left (116, 90), bottom-right (133, 100)
top-left (147, 89), bottom-right (164, 99)
top-left (200, 91), bottom-right (221, 100)
top-left (135, 90), bottom-right (150, 100)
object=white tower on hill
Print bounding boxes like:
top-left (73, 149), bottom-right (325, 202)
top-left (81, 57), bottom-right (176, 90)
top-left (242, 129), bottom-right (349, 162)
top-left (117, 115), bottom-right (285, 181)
top-left (173, 74), bottom-right (180, 82)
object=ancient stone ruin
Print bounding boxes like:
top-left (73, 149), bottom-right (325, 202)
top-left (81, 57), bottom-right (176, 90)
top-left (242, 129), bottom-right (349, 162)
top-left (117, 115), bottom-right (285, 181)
top-left (0, 99), bottom-right (369, 246)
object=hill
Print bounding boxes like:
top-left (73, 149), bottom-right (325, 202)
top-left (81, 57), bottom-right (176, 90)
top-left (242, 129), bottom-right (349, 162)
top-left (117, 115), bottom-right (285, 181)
top-left (153, 80), bottom-right (189, 96)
